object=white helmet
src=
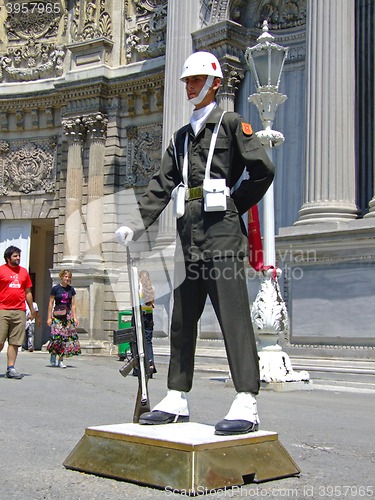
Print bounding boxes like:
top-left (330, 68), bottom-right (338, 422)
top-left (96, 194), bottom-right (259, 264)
top-left (180, 51), bottom-right (223, 81)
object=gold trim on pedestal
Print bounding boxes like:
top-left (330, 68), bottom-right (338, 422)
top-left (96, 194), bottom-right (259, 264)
top-left (64, 422), bottom-right (300, 493)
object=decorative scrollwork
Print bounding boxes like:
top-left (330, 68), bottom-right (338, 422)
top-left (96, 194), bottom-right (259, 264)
top-left (0, 141), bottom-right (10, 154)
top-left (251, 271), bottom-right (289, 334)
top-left (253, 0), bottom-right (307, 29)
top-left (125, 0), bottom-right (167, 62)
top-left (1, 141), bottom-right (56, 195)
top-left (208, 0), bottom-right (229, 25)
top-left (125, 124), bottom-right (162, 187)
top-left (72, 0), bottom-right (113, 42)
top-left (4, 1), bottom-right (64, 41)
top-left (208, 0), bottom-right (307, 29)
top-left (0, 40), bottom-right (65, 82)
top-left (1, 0), bottom-right (67, 82)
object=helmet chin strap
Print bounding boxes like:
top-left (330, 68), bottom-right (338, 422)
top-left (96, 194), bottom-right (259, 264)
top-left (188, 76), bottom-right (214, 106)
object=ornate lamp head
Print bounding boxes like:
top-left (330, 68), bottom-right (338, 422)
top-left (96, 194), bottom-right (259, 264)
top-left (245, 20), bottom-right (289, 93)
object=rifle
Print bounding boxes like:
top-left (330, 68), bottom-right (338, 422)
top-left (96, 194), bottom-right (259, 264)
top-left (113, 247), bottom-right (151, 422)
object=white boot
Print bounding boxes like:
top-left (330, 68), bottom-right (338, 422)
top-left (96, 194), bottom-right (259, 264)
top-left (214, 392), bottom-right (260, 435)
top-left (224, 392), bottom-right (259, 424)
top-left (152, 390), bottom-right (189, 417)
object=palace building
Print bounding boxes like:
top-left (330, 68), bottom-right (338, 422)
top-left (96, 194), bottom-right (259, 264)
top-left (0, 0), bottom-right (373, 358)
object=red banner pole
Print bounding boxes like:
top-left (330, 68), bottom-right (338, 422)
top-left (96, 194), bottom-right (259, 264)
top-left (248, 205), bottom-right (264, 272)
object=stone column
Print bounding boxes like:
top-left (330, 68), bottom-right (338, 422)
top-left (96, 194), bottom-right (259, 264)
top-left (154, 0), bottom-right (200, 248)
top-left (61, 117), bottom-right (85, 265)
top-left (360, 0), bottom-right (375, 217)
top-left (296, 0), bottom-right (359, 225)
top-left (82, 113), bottom-right (108, 267)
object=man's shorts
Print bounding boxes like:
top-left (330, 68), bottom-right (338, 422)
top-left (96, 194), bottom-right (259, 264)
top-left (0, 309), bottom-right (27, 346)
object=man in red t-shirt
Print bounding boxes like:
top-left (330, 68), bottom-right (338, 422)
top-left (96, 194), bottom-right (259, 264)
top-left (0, 246), bottom-right (35, 379)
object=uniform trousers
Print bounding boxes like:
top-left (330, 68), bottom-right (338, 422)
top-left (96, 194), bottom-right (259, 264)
top-left (168, 258), bottom-right (260, 395)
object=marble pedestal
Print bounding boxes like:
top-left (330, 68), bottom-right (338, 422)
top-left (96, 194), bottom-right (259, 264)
top-left (64, 422), bottom-right (300, 493)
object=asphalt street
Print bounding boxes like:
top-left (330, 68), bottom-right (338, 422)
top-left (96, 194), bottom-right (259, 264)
top-left (0, 351), bottom-right (374, 500)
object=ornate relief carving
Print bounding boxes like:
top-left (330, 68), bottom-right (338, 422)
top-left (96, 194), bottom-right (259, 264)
top-left (0, 41), bottom-right (65, 81)
top-left (4, 1), bottom-right (65, 41)
top-left (125, 124), bottom-right (162, 187)
top-left (253, 0), bottom-right (307, 28)
top-left (125, 0), bottom-right (167, 62)
top-left (0, 139), bottom-right (56, 195)
top-left (0, 141), bottom-right (10, 154)
top-left (208, 0), bottom-right (229, 25)
top-left (72, 0), bottom-right (113, 41)
top-left (251, 272), bottom-right (289, 335)
top-left (207, 0), bottom-right (306, 29)
top-left (1, 1), bottom-right (67, 82)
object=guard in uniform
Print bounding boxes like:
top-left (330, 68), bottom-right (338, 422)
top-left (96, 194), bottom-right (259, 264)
top-left (116, 52), bottom-right (275, 435)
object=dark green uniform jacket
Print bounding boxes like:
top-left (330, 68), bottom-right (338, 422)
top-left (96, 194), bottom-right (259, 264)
top-left (127, 105), bottom-right (275, 260)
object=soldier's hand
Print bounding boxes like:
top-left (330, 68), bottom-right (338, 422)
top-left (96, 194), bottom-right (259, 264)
top-left (115, 226), bottom-right (134, 246)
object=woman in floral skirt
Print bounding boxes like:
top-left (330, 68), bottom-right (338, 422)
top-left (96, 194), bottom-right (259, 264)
top-left (47, 269), bottom-right (81, 368)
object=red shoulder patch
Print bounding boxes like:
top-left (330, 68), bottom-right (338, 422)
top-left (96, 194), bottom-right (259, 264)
top-left (242, 123), bottom-right (253, 135)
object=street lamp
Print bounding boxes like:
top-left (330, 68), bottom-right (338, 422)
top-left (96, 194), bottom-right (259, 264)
top-left (246, 19), bottom-right (288, 269)
top-left (246, 19), bottom-right (288, 161)
top-left (246, 19), bottom-right (288, 92)
top-left (245, 19), bottom-right (288, 333)
top-left (245, 21), bottom-right (310, 386)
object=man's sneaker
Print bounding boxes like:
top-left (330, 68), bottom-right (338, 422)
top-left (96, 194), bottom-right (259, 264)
top-left (58, 360), bottom-right (66, 368)
top-left (5, 367), bottom-right (23, 379)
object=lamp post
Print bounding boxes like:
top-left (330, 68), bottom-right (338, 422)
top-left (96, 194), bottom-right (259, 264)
top-left (245, 21), bottom-right (309, 386)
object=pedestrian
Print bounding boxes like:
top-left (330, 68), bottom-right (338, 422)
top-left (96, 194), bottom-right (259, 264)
top-left (115, 51), bottom-right (274, 435)
top-left (23, 301), bottom-right (41, 352)
top-left (133, 270), bottom-right (157, 378)
top-left (46, 269), bottom-right (81, 368)
top-left (0, 245), bottom-right (35, 379)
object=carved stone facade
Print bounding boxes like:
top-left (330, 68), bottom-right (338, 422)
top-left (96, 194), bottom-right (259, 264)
top-left (0, 0), bottom-right (67, 82)
top-left (125, 0), bottom-right (167, 62)
top-left (0, 139), bottom-right (56, 195)
top-left (72, 0), bottom-right (113, 41)
top-left (248, 0), bottom-right (307, 28)
top-left (206, 0), bottom-right (306, 28)
top-left (125, 124), bottom-right (162, 187)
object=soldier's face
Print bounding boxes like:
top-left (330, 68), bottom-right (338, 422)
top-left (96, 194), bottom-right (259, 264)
top-left (184, 75), bottom-right (207, 101)
top-left (184, 75), bottom-right (221, 110)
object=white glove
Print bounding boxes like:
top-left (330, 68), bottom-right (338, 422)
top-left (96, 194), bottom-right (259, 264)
top-left (115, 226), bottom-right (134, 246)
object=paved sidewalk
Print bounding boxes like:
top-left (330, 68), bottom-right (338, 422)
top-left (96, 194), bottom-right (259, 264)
top-left (0, 351), bottom-right (374, 500)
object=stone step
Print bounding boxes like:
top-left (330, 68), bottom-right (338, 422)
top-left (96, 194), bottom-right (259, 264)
top-left (312, 379), bottom-right (375, 393)
top-left (153, 339), bottom-right (375, 383)
top-left (287, 356), bottom-right (375, 374)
